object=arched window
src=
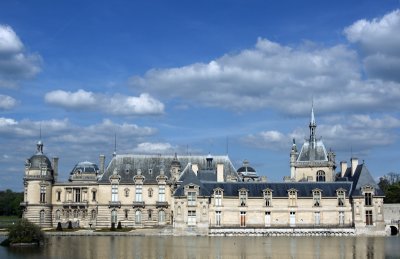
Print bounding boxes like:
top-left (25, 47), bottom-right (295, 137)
top-left (111, 209), bottom-right (117, 224)
top-left (316, 170), bottom-right (326, 182)
top-left (91, 209), bottom-right (97, 220)
top-left (40, 210), bottom-right (45, 224)
top-left (55, 210), bottom-right (61, 220)
top-left (135, 210), bottom-right (142, 224)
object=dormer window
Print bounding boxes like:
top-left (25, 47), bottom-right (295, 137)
top-left (187, 191), bottom-right (196, 206)
top-left (365, 193), bottom-right (372, 206)
top-left (337, 190), bottom-right (345, 206)
top-left (239, 189), bottom-right (247, 207)
top-left (312, 190), bottom-right (321, 207)
top-left (214, 189), bottom-right (223, 206)
top-left (148, 169), bottom-right (152, 175)
top-left (288, 189), bottom-right (297, 207)
top-left (263, 189), bottom-right (272, 207)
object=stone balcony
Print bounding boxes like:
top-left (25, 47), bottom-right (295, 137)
top-left (156, 201), bottom-right (168, 208)
top-left (132, 201), bottom-right (145, 208)
top-left (63, 201), bottom-right (89, 208)
top-left (108, 201), bottom-right (122, 208)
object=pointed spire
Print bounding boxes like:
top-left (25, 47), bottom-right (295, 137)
top-left (309, 103), bottom-right (317, 147)
top-left (113, 133), bottom-right (117, 157)
top-left (36, 123), bottom-right (44, 154)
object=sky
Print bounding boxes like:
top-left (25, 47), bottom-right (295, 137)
top-left (1, 0), bottom-right (400, 191)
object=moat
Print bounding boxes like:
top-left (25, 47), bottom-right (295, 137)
top-left (1, 235), bottom-right (399, 258)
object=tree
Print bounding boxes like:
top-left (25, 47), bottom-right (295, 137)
top-left (378, 172), bottom-right (400, 203)
top-left (5, 218), bottom-right (44, 245)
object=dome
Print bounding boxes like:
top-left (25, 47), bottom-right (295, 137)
top-left (71, 161), bottom-right (99, 175)
top-left (237, 160), bottom-right (257, 176)
top-left (27, 154), bottom-right (52, 169)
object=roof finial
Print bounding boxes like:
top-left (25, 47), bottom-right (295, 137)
top-left (113, 133), bottom-right (117, 157)
top-left (309, 101), bottom-right (317, 147)
top-left (36, 123), bottom-right (44, 154)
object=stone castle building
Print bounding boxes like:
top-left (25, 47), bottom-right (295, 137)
top-left (21, 109), bottom-right (386, 235)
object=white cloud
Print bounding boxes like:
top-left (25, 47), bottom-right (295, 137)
top-left (44, 89), bottom-right (96, 109)
top-left (133, 142), bottom-right (175, 154)
top-left (131, 37), bottom-right (393, 114)
top-left (243, 114), bottom-right (400, 153)
top-left (0, 25), bottom-right (42, 88)
top-left (344, 9), bottom-right (400, 82)
top-left (45, 89), bottom-right (164, 115)
top-left (0, 94), bottom-right (17, 110)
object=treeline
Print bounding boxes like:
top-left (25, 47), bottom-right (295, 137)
top-left (0, 190), bottom-right (23, 217)
top-left (378, 172), bottom-right (400, 203)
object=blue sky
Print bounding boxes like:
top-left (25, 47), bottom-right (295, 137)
top-left (1, 0), bottom-right (400, 190)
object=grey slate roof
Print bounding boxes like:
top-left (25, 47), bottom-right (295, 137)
top-left (297, 140), bottom-right (328, 162)
top-left (174, 182), bottom-right (353, 198)
top-left (98, 154), bottom-right (238, 184)
top-left (342, 164), bottom-right (385, 197)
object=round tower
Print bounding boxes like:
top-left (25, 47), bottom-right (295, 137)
top-left (22, 140), bottom-right (54, 227)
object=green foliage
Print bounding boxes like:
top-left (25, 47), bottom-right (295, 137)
top-left (0, 189), bottom-right (23, 217)
top-left (7, 218), bottom-right (44, 245)
top-left (378, 172), bottom-right (400, 203)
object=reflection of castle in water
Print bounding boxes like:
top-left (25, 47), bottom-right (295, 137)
top-left (21, 108), bottom-right (386, 235)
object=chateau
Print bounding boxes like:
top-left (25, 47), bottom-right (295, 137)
top-left (21, 108), bottom-right (386, 235)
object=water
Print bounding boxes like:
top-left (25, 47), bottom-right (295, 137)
top-left (0, 235), bottom-right (399, 259)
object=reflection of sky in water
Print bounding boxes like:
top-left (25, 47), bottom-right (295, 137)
top-left (0, 235), bottom-right (399, 259)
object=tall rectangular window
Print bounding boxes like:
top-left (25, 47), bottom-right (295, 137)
top-left (74, 188), bottom-right (81, 202)
top-left (92, 191), bottom-right (97, 201)
top-left (135, 185), bottom-right (142, 202)
top-left (339, 211), bottom-right (345, 225)
top-left (188, 210), bottom-right (196, 226)
top-left (40, 186), bottom-right (46, 203)
top-left (111, 185), bottom-right (118, 202)
top-left (265, 211), bottom-right (271, 227)
top-left (188, 191), bottom-right (196, 206)
top-left (215, 211), bottom-right (221, 226)
top-left (264, 190), bottom-right (272, 207)
top-left (313, 190), bottom-right (321, 207)
top-left (240, 211), bottom-right (246, 227)
top-left (239, 190), bottom-right (247, 206)
top-left (158, 185), bottom-right (165, 202)
top-left (214, 190), bottom-right (222, 206)
top-left (365, 193), bottom-right (372, 206)
top-left (290, 211), bottom-right (296, 226)
top-left (289, 190), bottom-right (297, 207)
top-left (337, 190), bottom-right (345, 206)
top-left (56, 191), bottom-right (61, 202)
top-left (314, 212), bottom-right (320, 225)
top-left (366, 210), bottom-right (373, 225)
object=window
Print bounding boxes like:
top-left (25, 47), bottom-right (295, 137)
top-left (135, 210), bottom-right (142, 224)
top-left (111, 209), bottom-right (117, 224)
top-left (111, 185), bottom-right (118, 202)
top-left (316, 170), bottom-right (326, 182)
top-left (264, 190), bottom-right (272, 207)
top-left (74, 188), bottom-right (81, 202)
top-left (158, 210), bottom-right (165, 223)
top-left (214, 189), bottom-right (222, 206)
top-left (148, 188), bottom-right (153, 198)
top-left (187, 191), bottom-right (196, 206)
top-left (56, 191), bottom-right (61, 202)
top-left (239, 190), bottom-right (247, 207)
top-left (40, 210), bottom-right (45, 224)
top-left (290, 211), bottom-right (296, 226)
top-left (40, 186), bottom-right (46, 203)
top-left (148, 209), bottom-right (152, 220)
top-left (265, 211), bottom-right (271, 227)
top-left (313, 190), bottom-right (321, 207)
top-left (339, 211), bottom-right (344, 225)
top-left (55, 210), bottom-right (61, 220)
top-left (288, 190), bottom-right (297, 207)
top-left (366, 210), bottom-right (373, 225)
top-left (365, 193), bottom-right (372, 206)
top-left (240, 211), bottom-right (246, 227)
top-left (158, 185), bottom-right (165, 202)
top-left (188, 210), bottom-right (196, 226)
top-left (91, 210), bottom-right (97, 220)
top-left (215, 211), bottom-right (221, 226)
top-left (92, 190), bottom-right (97, 201)
top-left (337, 190), bottom-right (345, 206)
top-left (125, 209), bottom-right (129, 220)
top-left (314, 212), bottom-right (320, 225)
top-left (148, 169), bottom-right (153, 175)
top-left (135, 185), bottom-right (143, 202)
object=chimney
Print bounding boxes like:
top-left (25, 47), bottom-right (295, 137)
top-left (217, 163), bottom-right (224, 182)
top-left (340, 161), bottom-right (347, 178)
top-left (99, 155), bottom-right (105, 174)
top-left (52, 157), bottom-right (59, 181)
top-left (351, 157), bottom-right (358, 176)
top-left (191, 164), bottom-right (198, 175)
